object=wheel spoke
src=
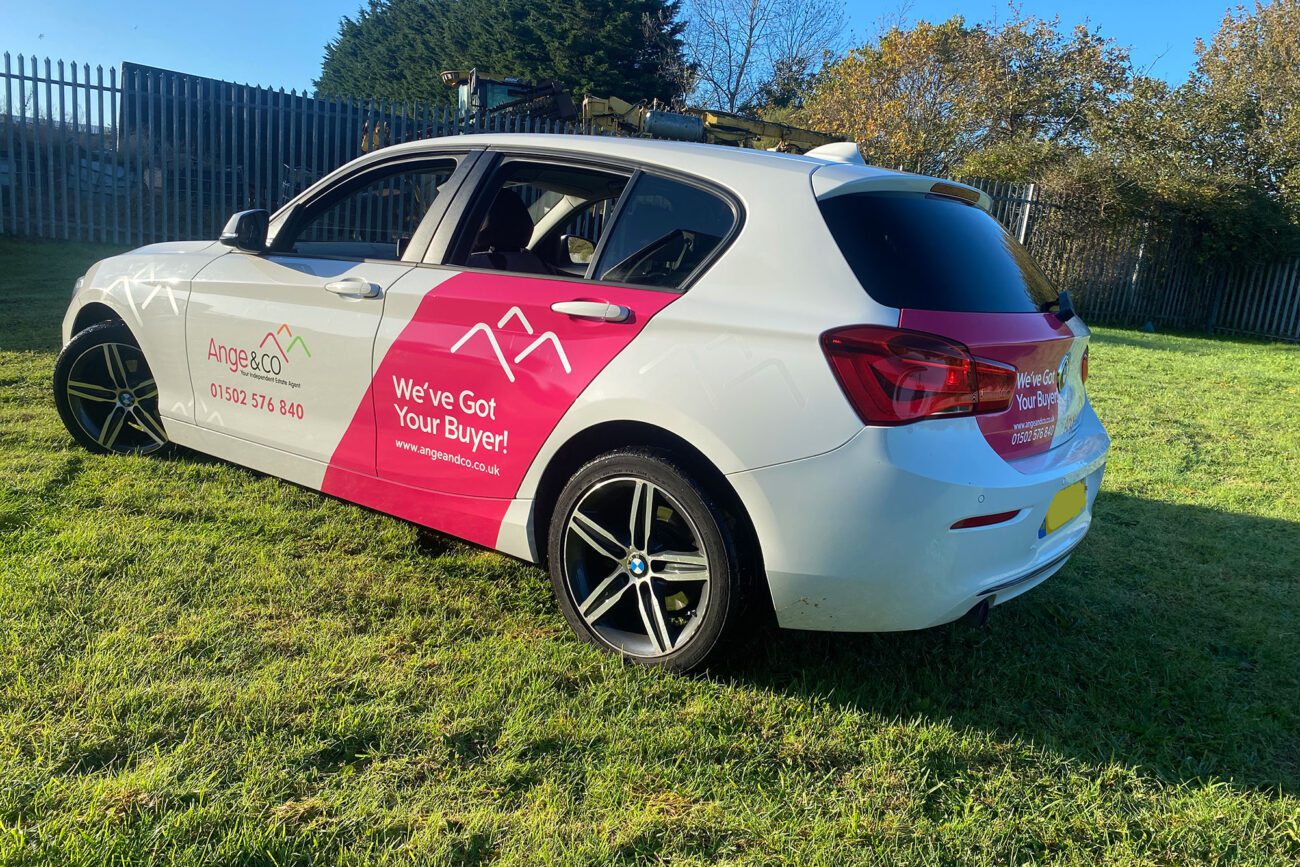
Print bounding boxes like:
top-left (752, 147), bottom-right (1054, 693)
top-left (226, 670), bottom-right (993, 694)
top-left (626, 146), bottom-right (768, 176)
top-left (629, 480), bottom-right (655, 551)
top-left (133, 378), bottom-right (158, 400)
top-left (651, 550), bottom-right (709, 582)
top-left (636, 583), bottom-right (673, 654)
top-left (131, 407), bottom-right (168, 446)
top-left (570, 510), bottom-right (626, 562)
top-left (103, 344), bottom-right (129, 390)
top-left (98, 405), bottom-right (128, 448)
top-left (579, 566), bottom-right (631, 623)
top-left (66, 380), bottom-right (117, 403)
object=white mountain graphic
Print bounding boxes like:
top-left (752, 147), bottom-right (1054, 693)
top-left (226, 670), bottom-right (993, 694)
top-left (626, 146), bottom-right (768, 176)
top-left (450, 306), bottom-right (572, 381)
top-left (451, 322), bottom-right (517, 382)
top-left (498, 306), bottom-right (533, 334)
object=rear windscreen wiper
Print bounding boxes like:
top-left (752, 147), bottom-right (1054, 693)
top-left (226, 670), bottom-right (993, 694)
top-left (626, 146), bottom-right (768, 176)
top-left (1041, 290), bottom-right (1076, 323)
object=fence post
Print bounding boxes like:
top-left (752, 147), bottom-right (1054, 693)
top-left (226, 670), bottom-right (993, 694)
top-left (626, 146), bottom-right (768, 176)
top-left (2, 52), bottom-right (11, 236)
top-left (57, 59), bottom-right (67, 239)
top-left (1016, 182), bottom-right (1036, 246)
top-left (31, 55), bottom-right (44, 237)
top-left (1205, 269), bottom-right (1228, 334)
top-left (19, 55), bottom-right (32, 237)
top-left (70, 61), bottom-right (82, 241)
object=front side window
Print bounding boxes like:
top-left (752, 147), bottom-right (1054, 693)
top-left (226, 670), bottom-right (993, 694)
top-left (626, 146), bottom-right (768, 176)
top-left (595, 174), bottom-right (736, 290)
top-left (279, 158), bottom-right (459, 261)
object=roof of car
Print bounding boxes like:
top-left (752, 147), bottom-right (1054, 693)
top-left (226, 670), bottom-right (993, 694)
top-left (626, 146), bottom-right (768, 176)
top-left (327, 133), bottom-right (989, 212)
top-left (377, 132), bottom-right (907, 187)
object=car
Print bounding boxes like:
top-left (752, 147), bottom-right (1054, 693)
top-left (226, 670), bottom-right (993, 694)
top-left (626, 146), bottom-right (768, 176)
top-left (55, 133), bottom-right (1110, 672)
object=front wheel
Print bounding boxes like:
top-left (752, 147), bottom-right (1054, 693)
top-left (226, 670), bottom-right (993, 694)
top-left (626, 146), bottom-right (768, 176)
top-left (53, 321), bottom-right (170, 455)
top-left (547, 450), bottom-right (756, 673)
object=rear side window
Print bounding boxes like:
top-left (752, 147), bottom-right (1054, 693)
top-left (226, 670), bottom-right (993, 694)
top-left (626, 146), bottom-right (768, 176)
top-left (818, 191), bottom-right (1058, 313)
top-left (595, 174), bottom-right (735, 290)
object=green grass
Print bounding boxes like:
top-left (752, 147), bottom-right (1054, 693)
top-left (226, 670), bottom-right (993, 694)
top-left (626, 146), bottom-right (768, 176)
top-left (1, 235), bottom-right (1299, 865)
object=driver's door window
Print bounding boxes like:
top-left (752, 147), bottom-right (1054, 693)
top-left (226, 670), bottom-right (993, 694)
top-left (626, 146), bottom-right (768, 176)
top-left (282, 160), bottom-right (458, 261)
top-left (594, 174), bottom-right (736, 289)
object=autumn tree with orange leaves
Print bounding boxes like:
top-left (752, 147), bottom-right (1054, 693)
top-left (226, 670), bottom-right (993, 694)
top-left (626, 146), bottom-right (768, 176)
top-left (798, 14), bottom-right (1130, 178)
top-left (798, 3), bottom-right (1300, 259)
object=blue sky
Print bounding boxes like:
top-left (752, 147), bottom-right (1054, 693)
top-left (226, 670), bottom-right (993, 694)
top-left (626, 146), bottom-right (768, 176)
top-left (6, 0), bottom-right (1230, 93)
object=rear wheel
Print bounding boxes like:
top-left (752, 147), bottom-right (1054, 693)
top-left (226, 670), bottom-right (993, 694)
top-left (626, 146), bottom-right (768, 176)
top-left (547, 450), bottom-right (754, 673)
top-left (53, 321), bottom-right (169, 455)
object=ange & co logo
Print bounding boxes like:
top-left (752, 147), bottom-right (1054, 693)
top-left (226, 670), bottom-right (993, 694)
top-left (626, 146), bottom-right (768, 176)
top-left (450, 306), bottom-right (571, 383)
top-left (207, 323), bottom-right (312, 376)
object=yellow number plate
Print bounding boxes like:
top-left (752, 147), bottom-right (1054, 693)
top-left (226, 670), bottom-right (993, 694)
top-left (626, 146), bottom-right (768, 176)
top-left (1045, 482), bottom-right (1087, 534)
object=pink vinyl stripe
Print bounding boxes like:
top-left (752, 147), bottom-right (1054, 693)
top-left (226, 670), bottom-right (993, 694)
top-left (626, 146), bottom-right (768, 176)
top-left (323, 271), bottom-right (678, 546)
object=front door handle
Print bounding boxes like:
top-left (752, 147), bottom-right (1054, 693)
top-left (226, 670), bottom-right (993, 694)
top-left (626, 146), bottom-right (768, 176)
top-left (550, 300), bottom-right (631, 322)
top-left (324, 277), bottom-right (379, 298)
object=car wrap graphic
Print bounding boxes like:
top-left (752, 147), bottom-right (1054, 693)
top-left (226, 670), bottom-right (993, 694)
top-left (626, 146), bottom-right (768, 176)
top-left (450, 306), bottom-right (573, 382)
top-left (898, 309), bottom-right (1089, 463)
top-left (260, 323), bottom-right (313, 360)
top-left (321, 271), bottom-right (678, 547)
top-left (203, 321), bottom-right (313, 423)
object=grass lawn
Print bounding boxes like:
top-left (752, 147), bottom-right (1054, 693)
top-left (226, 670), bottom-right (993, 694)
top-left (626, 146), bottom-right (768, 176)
top-left (1, 235), bottom-right (1299, 865)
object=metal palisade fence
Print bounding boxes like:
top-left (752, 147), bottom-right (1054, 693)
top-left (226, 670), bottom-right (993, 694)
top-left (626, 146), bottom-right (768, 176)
top-left (961, 182), bottom-right (1300, 341)
top-left (2, 53), bottom-right (1298, 342)
top-left (0, 56), bottom-right (580, 247)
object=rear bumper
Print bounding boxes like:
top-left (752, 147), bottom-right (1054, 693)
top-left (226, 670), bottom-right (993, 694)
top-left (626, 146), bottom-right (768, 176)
top-left (728, 403), bottom-right (1109, 632)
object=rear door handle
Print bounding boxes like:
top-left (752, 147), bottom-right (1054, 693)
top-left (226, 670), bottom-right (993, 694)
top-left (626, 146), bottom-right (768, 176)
top-left (324, 277), bottom-right (379, 298)
top-left (550, 300), bottom-right (630, 322)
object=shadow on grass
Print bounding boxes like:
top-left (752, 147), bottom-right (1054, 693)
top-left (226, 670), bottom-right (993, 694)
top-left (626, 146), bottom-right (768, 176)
top-left (735, 490), bottom-right (1300, 793)
top-left (155, 438), bottom-right (1296, 792)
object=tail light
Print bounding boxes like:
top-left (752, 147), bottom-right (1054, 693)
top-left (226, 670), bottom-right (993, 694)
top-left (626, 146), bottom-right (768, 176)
top-left (821, 325), bottom-right (1016, 425)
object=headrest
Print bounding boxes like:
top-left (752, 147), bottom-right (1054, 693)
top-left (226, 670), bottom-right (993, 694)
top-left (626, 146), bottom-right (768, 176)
top-left (474, 188), bottom-right (534, 252)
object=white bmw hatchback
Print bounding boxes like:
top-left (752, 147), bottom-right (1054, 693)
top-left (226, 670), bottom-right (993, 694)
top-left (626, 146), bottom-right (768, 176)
top-left (56, 134), bottom-right (1109, 671)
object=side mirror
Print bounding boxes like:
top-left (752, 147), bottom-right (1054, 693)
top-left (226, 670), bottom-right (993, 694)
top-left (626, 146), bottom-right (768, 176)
top-left (219, 209), bottom-right (269, 253)
top-left (561, 233), bottom-right (595, 265)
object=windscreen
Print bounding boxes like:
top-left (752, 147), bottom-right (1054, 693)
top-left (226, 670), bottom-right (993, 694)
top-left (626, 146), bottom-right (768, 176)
top-left (818, 191), bottom-right (1059, 313)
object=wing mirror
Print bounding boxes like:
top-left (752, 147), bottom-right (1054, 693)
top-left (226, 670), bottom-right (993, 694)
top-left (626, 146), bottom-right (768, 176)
top-left (561, 233), bottom-right (595, 265)
top-left (219, 209), bottom-right (269, 253)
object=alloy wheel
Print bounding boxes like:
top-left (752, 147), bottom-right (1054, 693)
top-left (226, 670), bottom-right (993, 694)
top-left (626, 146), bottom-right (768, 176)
top-left (562, 476), bottom-right (711, 658)
top-left (64, 341), bottom-right (168, 454)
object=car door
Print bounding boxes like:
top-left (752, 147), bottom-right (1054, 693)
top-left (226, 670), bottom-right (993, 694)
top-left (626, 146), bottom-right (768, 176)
top-left (351, 156), bottom-right (739, 510)
top-left (186, 152), bottom-right (475, 473)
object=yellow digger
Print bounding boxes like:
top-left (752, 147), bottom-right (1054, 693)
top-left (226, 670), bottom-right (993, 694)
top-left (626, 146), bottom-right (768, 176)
top-left (439, 69), bottom-right (844, 154)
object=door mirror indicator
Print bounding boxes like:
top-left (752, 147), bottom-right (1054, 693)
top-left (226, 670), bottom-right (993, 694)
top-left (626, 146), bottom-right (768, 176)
top-left (219, 209), bottom-right (270, 253)
top-left (561, 233), bottom-right (595, 265)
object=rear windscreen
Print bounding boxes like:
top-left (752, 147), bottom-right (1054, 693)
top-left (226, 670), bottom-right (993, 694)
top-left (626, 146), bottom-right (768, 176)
top-left (818, 191), bottom-right (1059, 313)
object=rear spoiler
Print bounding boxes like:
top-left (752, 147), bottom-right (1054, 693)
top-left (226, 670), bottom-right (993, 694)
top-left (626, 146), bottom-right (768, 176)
top-left (810, 163), bottom-right (993, 213)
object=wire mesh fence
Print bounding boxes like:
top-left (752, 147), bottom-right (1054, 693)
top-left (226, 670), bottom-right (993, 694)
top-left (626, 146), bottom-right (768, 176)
top-left (2, 52), bottom-right (1297, 342)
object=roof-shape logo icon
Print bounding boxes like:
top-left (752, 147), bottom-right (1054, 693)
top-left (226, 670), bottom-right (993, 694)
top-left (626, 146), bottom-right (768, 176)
top-left (260, 323), bottom-right (312, 360)
top-left (450, 306), bottom-right (571, 381)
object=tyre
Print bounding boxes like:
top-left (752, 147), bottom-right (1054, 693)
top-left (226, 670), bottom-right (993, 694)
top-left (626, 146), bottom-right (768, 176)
top-left (53, 321), bottom-right (170, 456)
top-left (547, 449), bottom-right (756, 673)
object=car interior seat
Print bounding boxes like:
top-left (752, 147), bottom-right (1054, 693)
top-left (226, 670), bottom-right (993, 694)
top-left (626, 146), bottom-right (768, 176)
top-left (466, 188), bottom-right (553, 275)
